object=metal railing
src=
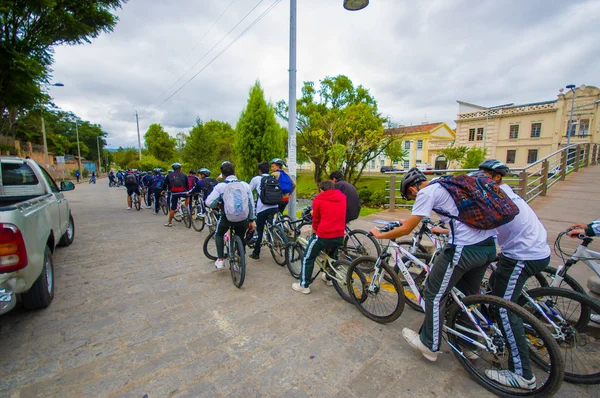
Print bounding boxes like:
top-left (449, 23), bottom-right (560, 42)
top-left (386, 143), bottom-right (600, 210)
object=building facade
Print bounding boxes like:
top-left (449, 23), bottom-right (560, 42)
top-left (455, 85), bottom-right (600, 168)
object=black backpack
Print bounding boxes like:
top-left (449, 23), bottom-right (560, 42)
top-left (125, 174), bottom-right (137, 186)
top-left (171, 172), bottom-right (187, 192)
top-left (203, 178), bottom-right (219, 196)
top-left (260, 175), bottom-right (283, 205)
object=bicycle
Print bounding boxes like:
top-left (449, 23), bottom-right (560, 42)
top-left (203, 225), bottom-right (246, 288)
top-left (190, 196), bottom-right (207, 232)
top-left (131, 191), bottom-right (141, 211)
top-left (142, 186), bottom-right (152, 208)
top-left (346, 221), bottom-right (564, 397)
top-left (173, 197), bottom-right (191, 228)
top-left (246, 215), bottom-right (289, 265)
top-left (159, 193), bottom-right (169, 215)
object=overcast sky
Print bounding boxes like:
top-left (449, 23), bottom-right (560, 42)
top-left (47, 0), bottom-right (600, 148)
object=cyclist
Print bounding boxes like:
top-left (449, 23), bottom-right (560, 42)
top-left (108, 170), bottom-right (116, 186)
top-left (141, 171), bottom-right (155, 209)
top-left (567, 219), bottom-right (600, 237)
top-left (163, 163), bottom-right (188, 227)
top-left (475, 159), bottom-right (550, 389)
top-left (186, 169), bottom-right (200, 209)
top-left (292, 179), bottom-right (346, 294)
top-left (150, 168), bottom-right (165, 214)
top-left (205, 161), bottom-right (255, 269)
top-left (124, 170), bottom-right (140, 210)
top-left (270, 158), bottom-right (296, 214)
top-left (248, 161), bottom-right (280, 261)
top-left (199, 168), bottom-right (218, 201)
top-left (330, 170), bottom-right (361, 224)
top-left (370, 168), bottom-right (496, 362)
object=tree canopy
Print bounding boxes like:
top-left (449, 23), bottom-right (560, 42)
top-left (144, 123), bottom-right (177, 162)
top-left (182, 118), bottom-right (235, 173)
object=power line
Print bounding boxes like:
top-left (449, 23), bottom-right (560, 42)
top-left (155, 0), bottom-right (282, 108)
top-left (158, 0), bottom-right (237, 94)
top-left (150, 0), bottom-right (266, 107)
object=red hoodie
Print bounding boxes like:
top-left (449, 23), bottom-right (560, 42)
top-left (312, 189), bottom-right (347, 238)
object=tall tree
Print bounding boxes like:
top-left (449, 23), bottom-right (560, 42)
top-left (183, 118), bottom-right (235, 172)
top-left (0, 1), bottom-right (126, 117)
top-left (234, 81), bottom-right (284, 181)
top-left (144, 123), bottom-right (177, 162)
top-left (276, 75), bottom-right (392, 184)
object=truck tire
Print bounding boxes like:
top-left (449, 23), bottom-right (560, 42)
top-left (58, 213), bottom-right (75, 247)
top-left (22, 246), bottom-right (55, 310)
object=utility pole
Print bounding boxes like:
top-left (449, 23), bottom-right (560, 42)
top-left (41, 113), bottom-right (49, 168)
top-left (135, 110), bottom-right (142, 160)
top-left (287, 0), bottom-right (298, 220)
top-left (75, 120), bottom-right (82, 174)
top-left (96, 136), bottom-right (102, 176)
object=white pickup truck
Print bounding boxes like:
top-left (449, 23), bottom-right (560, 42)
top-left (0, 157), bottom-right (75, 315)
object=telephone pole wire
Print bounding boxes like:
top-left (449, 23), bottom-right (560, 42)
top-left (135, 111), bottom-right (142, 160)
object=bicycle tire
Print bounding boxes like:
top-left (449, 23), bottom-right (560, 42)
top-left (191, 205), bottom-right (206, 232)
top-left (203, 231), bottom-right (218, 261)
top-left (396, 240), bottom-right (428, 255)
top-left (341, 229), bottom-right (382, 262)
top-left (330, 259), bottom-right (354, 304)
top-left (446, 294), bottom-right (564, 397)
top-left (396, 252), bottom-right (432, 313)
top-left (161, 198), bottom-right (168, 215)
top-left (524, 266), bottom-right (585, 293)
top-left (143, 191), bottom-right (150, 207)
top-left (229, 235), bottom-right (246, 288)
top-left (520, 287), bottom-right (600, 384)
top-left (269, 225), bottom-right (288, 266)
top-left (134, 194), bottom-right (141, 211)
top-left (347, 256), bottom-right (405, 323)
top-left (278, 215), bottom-right (295, 239)
top-left (285, 243), bottom-right (303, 279)
top-left (182, 206), bottom-right (191, 228)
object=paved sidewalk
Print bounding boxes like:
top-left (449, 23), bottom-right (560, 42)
top-left (0, 183), bottom-right (595, 397)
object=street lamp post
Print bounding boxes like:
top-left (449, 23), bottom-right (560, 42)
top-left (40, 83), bottom-right (64, 167)
top-left (566, 84), bottom-right (576, 146)
top-left (75, 120), bottom-right (82, 176)
top-left (287, 0), bottom-right (369, 219)
top-left (97, 136), bottom-right (102, 176)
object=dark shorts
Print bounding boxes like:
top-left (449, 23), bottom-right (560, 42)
top-left (170, 192), bottom-right (187, 211)
top-left (126, 186), bottom-right (139, 196)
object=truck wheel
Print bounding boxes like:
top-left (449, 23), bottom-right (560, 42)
top-left (22, 246), bottom-right (55, 310)
top-left (58, 213), bottom-right (75, 247)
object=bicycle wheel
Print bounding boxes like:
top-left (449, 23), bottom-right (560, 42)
top-left (182, 205), bottom-right (191, 228)
top-left (520, 287), bottom-right (600, 384)
top-left (341, 229), bottom-right (382, 263)
top-left (277, 215), bottom-right (295, 239)
top-left (396, 252), bottom-right (432, 313)
top-left (347, 256), bottom-right (405, 323)
top-left (285, 243), bottom-right (303, 278)
top-left (446, 294), bottom-right (564, 397)
top-left (191, 204), bottom-right (206, 232)
top-left (330, 259), bottom-right (354, 304)
top-left (523, 266), bottom-right (585, 293)
top-left (203, 231), bottom-right (218, 261)
top-left (269, 225), bottom-right (288, 266)
top-left (134, 194), bottom-right (141, 211)
top-left (229, 234), bottom-right (246, 288)
top-left (161, 198), bottom-right (168, 215)
top-left (143, 191), bottom-right (150, 207)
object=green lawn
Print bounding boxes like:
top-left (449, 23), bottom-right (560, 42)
top-left (296, 173), bottom-right (389, 198)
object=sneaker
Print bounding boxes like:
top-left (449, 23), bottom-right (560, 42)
top-left (164, 223), bottom-right (173, 227)
top-left (590, 313), bottom-right (600, 324)
top-left (292, 282), bottom-right (311, 294)
top-left (215, 259), bottom-right (225, 269)
top-left (485, 370), bottom-right (536, 390)
top-left (248, 253), bottom-right (260, 261)
top-left (321, 272), bottom-right (333, 286)
top-left (127, 207), bottom-right (131, 210)
top-left (153, 211), bottom-right (159, 215)
top-left (402, 328), bottom-right (438, 362)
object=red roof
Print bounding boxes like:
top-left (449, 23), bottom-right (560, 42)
top-left (385, 122), bottom-right (444, 136)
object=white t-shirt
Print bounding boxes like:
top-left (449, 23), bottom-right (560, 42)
top-left (495, 185), bottom-right (551, 260)
top-left (249, 174), bottom-right (279, 214)
top-left (411, 184), bottom-right (496, 246)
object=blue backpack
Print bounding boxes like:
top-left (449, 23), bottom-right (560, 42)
top-left (277, 170), bottom-right (293, 194)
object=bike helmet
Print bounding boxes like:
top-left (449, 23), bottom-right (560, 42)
top-left (199, 168), bottom-right (211, 177)
top-left (400, 168), bottom-right (427, 199)
top-left (270, 158), bottom-right (285, 167)
top-left (478, 159), bottom-right (510, 176)
top-left (189, 168), bottom-right (196, 174)
top-left (172, 162), bottom-right (182, 170)
top-left (221, 160), bottom-right (231, 166)
top-left (153, 168), bottom-right (162, 174)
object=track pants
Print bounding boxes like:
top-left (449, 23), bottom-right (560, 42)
top-left (215, 217), bottom-right (249, 259)
top-left (419, 237), bottom-right (496, 352)
top-left (299, 235), bottom-right (343, 288)
top-left (153, 190), bottom-right (162, 213)
top-left (490, 254), bottom-right (550, 379)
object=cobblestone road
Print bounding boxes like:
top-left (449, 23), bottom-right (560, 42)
top-left (0, 181), bottom-right (596, 397)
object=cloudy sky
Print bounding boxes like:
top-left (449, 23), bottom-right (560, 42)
top-left (47, 0), bottom-right (600, 148)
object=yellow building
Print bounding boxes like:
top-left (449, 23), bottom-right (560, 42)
top-left (455, 85), bottom-right (600, 168)
top-left (382, 122), bottom-right (456, 170)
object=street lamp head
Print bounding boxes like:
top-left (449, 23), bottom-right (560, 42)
top-left (52, 83), bottom-right (64, 87)
top-left (343, 0), bottom-right (369, 11)
top-left (566, 84), bottom-right (576, 90)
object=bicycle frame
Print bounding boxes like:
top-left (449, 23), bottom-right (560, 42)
top-left (294, 234), bottom-right (346, 285)
top-left (550, 237), bottom-right (600, 288)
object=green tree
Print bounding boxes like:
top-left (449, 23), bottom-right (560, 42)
top-left (183, 118), bottom-right (235, 172)
top-left (384, 139), bottom-right (409, 163)
top-left (462, 147), bottom-right (488, 169)
top-left (0, 1), bottom-right (126, 118)
top-left (439, 144), bottom-right (468, 169)
top-left (276, 75), bottom-right (391, 184)
top-left (234, 81), bottom-right (284, 181)
top-left (144, 123), bottom-right (177, 162)
top-left (114, 147), bottom-right (139, 169)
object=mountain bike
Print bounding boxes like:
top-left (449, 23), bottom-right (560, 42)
top-left (346, 221), bottom-right (564, 397)
top-left (173, 197), bottom-right (191, 228)
top-left (131, 191), bottom-right (141, 211)
top-left (159, 193), bottom-right (169, 215)
top-left (190, 196), bottom-right (207, 232)
top-left (247, 215), bottom-right (288, 265)
top-left (203, 226), bottom-right (246, 288)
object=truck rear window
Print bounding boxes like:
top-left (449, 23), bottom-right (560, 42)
top-left (1, 163), bottom-right (39, 185)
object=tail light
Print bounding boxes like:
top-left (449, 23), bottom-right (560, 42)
top-left (0, 224), bottom-right (28, 273)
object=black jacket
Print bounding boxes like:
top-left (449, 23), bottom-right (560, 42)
top-left (334, 179), bottom-right (361, 223)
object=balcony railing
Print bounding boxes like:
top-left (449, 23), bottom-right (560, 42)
top-left (457, 101), bottom-right (558, 121)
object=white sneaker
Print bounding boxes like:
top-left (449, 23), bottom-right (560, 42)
top-left (127, 207), bottom-right (131, 210)
top-left (402, 328), bottom-right (438, 362)
top-left (215, 259), bottom-right (225, 269)
top-left (321, 272), bottom-right (333, 286)
top-left (292, 282), bottom-right (311, 294)
top-left (485, 370), bottom-right (536, 390)
top-left (590, 313), bottom-right (600, 324)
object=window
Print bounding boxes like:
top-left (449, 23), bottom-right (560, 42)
top-left (531, 123), bottom-right (541, 138)
top-left (404, 160), bottom-right (409, 169)
top-left (393, 161), bottom-right (398, 166)
top-left (380, 159), bottom-right (385, 167)
top-left (509, 125), bottom-right (519, 139)
top-left (404, 141), bottom-right (411, 150)
top-left (579, 119), bottom-right (589, 136)
top-left (0, 162), bottom-right (39, 185)
top-left (417, 140), bottom-right (423, 149)
top-left (371, 160), bottom-right (376, 168)
top-left (416, 160), bottom-right (422, 164)
top-left (527, 149), bottom-right (538, 164)
top-left (468, 128), bottom-right (476, 141)
top-left (567, 122), bottom-right (576, 137)
top-left (476, 127), bottom-right (484, 141)
top-left (39, 166), bottom-right (59, 193)
top-left (506, 150), bottom-right (516, 164)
